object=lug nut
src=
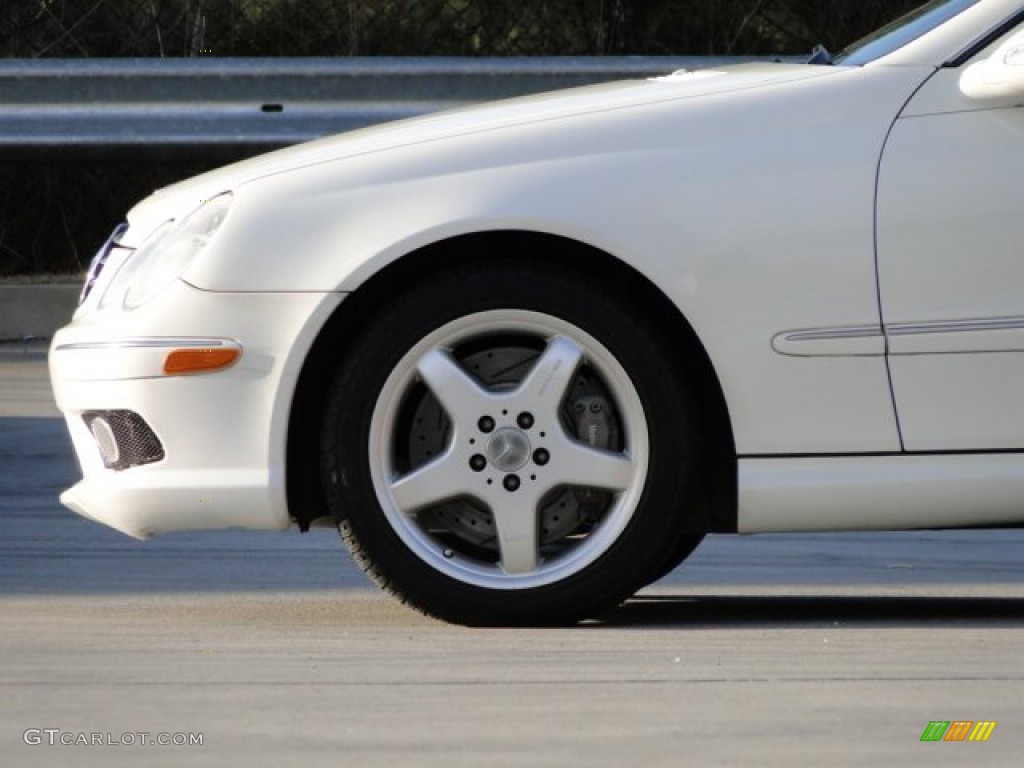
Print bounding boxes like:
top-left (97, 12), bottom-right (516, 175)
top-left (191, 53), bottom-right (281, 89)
top-left (503, 474), bottom-right (520, 492)
top-left (478, 415), bottom-right (495, 433)
top-left (589, 401), bottom-right (602, 413)
top-left (533, 448), bottom-right (550, 466)
top-left (469, 454), bottom-right (487, 472)
top-left (516, 412), bottom-right (534, 430)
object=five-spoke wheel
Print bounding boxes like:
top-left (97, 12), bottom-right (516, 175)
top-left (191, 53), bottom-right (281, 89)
top-left (370, 311), bottom-right (648, 587)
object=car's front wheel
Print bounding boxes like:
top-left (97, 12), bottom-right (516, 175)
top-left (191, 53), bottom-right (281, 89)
top-left (320, 260), bottom-right (704, 625)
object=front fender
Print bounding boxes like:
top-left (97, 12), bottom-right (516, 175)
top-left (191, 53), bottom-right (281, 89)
top-left (187, 64), bottom-right (926, 456)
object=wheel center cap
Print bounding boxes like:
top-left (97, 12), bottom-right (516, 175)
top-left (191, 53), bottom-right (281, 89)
top-left (486, 427), bottom-right (531, 472)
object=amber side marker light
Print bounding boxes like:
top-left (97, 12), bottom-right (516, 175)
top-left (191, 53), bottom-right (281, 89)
top-left (163, 347), bottom-right (240, 375)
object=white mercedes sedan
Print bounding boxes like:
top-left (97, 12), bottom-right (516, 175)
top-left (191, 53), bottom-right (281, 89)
top-left (49, 0), bottom-right (1024, 625)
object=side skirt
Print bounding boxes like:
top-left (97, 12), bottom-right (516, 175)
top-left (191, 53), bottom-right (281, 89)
top-left (738, 453), bottom-right (1024, 532)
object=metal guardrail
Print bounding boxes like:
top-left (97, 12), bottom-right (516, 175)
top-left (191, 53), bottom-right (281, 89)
top-left (0, 56), bottom-right (782, 148)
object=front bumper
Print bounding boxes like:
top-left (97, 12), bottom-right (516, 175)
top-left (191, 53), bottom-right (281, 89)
top-left (49, 279), bottom-right (343, 539)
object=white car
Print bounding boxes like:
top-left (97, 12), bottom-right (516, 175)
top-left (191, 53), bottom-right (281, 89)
top-left (49, 0), bottom-right (1024, 625)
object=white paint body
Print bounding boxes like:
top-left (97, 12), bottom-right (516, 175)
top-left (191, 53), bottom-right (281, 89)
top-left (49, 0), bottom-right (1024, 538)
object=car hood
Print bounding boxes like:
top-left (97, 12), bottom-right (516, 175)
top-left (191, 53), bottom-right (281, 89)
top-left (125, 62), bottom-right (842, 242)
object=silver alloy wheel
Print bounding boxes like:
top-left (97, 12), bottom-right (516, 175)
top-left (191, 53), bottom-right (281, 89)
top-left (368, 309), bottom-right (649, 590)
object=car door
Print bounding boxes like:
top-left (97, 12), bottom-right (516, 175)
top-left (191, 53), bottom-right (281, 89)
top-left (877, 24), bottom-right (1024, 451)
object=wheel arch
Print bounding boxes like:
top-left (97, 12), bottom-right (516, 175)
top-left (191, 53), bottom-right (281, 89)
top-left (286, 230), bottom-right (737, 533)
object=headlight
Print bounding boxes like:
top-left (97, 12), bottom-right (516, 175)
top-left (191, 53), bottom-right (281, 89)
top-left (101, 193), bottom-right (233, 310)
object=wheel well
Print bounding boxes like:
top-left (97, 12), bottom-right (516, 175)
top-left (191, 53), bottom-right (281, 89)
top-left (286, 231), bottom-right (737, 533)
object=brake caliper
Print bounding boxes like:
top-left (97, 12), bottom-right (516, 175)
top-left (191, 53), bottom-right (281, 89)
top-left (571, 395), bottom-right (617, 514)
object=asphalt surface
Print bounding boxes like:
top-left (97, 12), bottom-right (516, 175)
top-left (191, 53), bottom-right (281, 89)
top-left (2, 347), bottom-right (1023, 766)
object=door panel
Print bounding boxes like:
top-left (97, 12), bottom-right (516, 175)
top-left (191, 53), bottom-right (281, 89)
top-left (878, 65), bottom-right (1024, 450)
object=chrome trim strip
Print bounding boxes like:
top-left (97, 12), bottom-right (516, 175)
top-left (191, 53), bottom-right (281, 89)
top-left (779, 325), bottom-right (883, 342)
top-left (55, 338), bottom-right (234, 352)
top-left (772, 325), bottom-right (884, 357)
top-left (776, 317), bottom-right (1024, 357)
top-left (887, 316), bottom-right (1024, 336)
top-left (887, 316), bottom-right (1024, 355)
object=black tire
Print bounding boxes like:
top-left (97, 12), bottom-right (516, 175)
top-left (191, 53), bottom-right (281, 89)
top-left (645, 533), bottom-right (705, 585)
top-left (320, 260), bottom-right (705, 625)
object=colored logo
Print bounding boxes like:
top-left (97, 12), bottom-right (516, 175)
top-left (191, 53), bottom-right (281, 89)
top-left (920, 721), bottom-right (996, 742)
